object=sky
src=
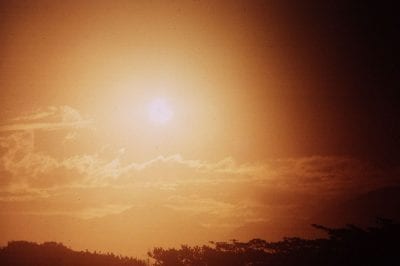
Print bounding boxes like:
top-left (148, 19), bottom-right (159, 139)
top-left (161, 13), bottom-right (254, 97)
top-left (1, 0), bottom-right (399, 257)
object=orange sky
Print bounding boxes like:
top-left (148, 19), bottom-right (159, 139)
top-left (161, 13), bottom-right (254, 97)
top-left (1, 0), bottom-right (399, 258)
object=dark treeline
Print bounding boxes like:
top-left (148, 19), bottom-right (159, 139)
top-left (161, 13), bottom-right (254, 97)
top-left (0, 241), bottom-right (147, 266)
top-left (148, 218), bottom-right (400, 266)
top-left (1, 219), bottom-right (399, 266)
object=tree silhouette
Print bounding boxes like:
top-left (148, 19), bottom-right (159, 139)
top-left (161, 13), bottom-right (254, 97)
top-left (148, 218), bottom-right (400, 266)
top-left (1, 219), bottom-right (399, 266)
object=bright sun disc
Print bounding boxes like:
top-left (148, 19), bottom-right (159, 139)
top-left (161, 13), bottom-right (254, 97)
top-left (148, 98), bottom-right (173, 125)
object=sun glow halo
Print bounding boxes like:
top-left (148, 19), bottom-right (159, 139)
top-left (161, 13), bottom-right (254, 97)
top-left (148, 98), bottom-right (173, 125)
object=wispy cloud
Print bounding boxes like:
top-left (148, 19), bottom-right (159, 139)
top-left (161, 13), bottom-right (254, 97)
top-left (1, 108), bottom-right (399, 240)
top-left (0, 106), bottom-right (93, 132)
top-left (0, 131), bottom-right (86, 191)
top-left (1, 131), bottom-right (395, 199)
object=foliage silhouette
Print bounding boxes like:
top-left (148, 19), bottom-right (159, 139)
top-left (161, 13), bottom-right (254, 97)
top-left (148, 218), bottom-right (400, 266)
top-left (1, 219), bottom-right (399, 265)
top-left (0, 241), bottom-right (146, 266)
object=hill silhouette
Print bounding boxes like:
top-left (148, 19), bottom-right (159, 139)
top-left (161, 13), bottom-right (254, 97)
top-left (1, 219), bottom-right (399, 266)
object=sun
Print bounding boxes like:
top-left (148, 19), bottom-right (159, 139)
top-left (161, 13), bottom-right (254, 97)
top-left (148, 98), bottom-right (174, 125)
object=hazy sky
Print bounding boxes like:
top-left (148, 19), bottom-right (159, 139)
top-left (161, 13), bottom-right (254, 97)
top-left (1, 0), bottom-right (399, 257)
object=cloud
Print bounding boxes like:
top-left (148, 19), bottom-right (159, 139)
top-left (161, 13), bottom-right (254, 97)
top-left (0, 109), bottom-right (398, 237)
top-left (6, 203), bottom-right (134, 219)
top-left (0, 106), bottom-right (96, 195)
top-left (164, 195), bottom-right (264, 229)
top-left (0, 133), bottom-right (394, 201)
top-left (0, 131), bottom-right (88, 193)
top-left (2, 107), bottom-right (389, 200)
top-left (0, 106), bottom-right (93, 132)
top-left (105, 155), bottom-right (266, 188)
top-left (1, 126), bottom-right (398, 247)
top-left (262, 156), bottom-right (396, 197)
